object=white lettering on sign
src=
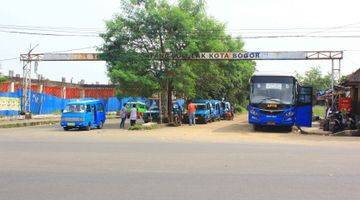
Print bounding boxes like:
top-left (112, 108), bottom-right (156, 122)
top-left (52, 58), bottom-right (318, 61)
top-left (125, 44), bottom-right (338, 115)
top-left (160, 52), bottom-right (308, 60)
top-left (0, 97), bottom-right (20, 111)
top-left (266, 83), bottom-right (282, 90)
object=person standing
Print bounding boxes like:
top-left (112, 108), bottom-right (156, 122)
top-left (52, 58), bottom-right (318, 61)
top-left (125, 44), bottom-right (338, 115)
top-left (119, 104), bottom-right (127, 129)
top-left (187, 100), bottom-right (196, 126)
top-left (130, 104), bottom-right (138, 126)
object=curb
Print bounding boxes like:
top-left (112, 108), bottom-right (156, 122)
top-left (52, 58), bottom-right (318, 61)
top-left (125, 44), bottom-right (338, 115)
top-left (297, 126), bottom-right (360, 137)
top-left (0, 115), bottom-right (119, 129)
top-left (0, 120), bottom-right (60, 128)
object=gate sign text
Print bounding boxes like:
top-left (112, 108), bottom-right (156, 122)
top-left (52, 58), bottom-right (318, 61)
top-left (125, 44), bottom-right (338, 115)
top-left (20, 51), bottom-right (343, 61)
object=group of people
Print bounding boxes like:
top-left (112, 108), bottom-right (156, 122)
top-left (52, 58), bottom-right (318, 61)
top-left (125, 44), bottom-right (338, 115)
top-left (119, 100), bottom-right (198, 128)
top-left (119, 103), bottom-right (138, 129)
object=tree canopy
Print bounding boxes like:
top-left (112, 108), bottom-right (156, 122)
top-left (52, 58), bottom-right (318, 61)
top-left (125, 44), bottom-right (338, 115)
top-left (100, 0), bottom-right (255, 113)
top-left (296, 67), bottom-right (332, 93)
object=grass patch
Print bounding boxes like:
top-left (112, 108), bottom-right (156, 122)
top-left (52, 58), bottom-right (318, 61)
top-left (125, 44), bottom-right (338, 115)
top-left (234, 105), bottom-right (247, 114)
top-left (128, 124), bottom-right (159, 131)
top-left (106, 114), bottom-right (118, 119)
top-left (52, 110), bottom-right (62, 115)
top-left (0, 120), bottom-right (60, 128)
top-left (313, 105), bottom-right (326, 118)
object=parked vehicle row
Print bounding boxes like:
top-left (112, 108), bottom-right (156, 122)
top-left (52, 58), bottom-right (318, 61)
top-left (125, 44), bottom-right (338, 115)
top-left (60, 99), bottom-right (234, 131)
top-left (191, 99), bottom-right (234, 124)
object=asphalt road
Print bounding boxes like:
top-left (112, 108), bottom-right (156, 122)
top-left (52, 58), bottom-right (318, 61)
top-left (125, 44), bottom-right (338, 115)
top-left (1, 117), bottom-right (360, 200)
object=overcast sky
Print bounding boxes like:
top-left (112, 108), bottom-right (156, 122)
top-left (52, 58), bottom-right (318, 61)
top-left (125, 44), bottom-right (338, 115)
top-left (0, 0), bottom-right (359, 84)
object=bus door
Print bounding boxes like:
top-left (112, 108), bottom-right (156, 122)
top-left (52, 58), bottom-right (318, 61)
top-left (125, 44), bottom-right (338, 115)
top-left (295, 86), bottom-right (313, 127)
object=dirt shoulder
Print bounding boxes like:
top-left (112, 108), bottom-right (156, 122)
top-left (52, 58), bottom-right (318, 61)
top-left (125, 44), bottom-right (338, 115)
top-left (1, 114), bottom-right (360, 146)
top-left (100, 114), bottom-right (360, 146)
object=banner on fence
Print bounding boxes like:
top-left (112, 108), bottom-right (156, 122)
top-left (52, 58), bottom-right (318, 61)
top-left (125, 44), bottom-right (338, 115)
top-left (0, 97), bottom-right (20, 111)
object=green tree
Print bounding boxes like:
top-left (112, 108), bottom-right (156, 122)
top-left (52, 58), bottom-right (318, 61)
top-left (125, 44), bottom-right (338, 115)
top-left (0, 76), bottom-right (7, 84)
top-left (100, 0), bottom-right (255, 119)
top-left (296, 67), bottom-right (332, 93)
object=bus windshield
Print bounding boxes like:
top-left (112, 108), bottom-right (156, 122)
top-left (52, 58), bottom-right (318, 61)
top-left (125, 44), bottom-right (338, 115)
top-left (250, 76), bottom-right (295, 105)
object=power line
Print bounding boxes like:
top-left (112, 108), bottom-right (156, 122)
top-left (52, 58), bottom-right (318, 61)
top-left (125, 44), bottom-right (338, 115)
top-left (304, 21), bottom-right (360, 36)
top-left (0, 27), bottom-right (101, 35)
top-left (0, 24), bottom-right (102, 31)
top-left (4, 28), bottom-right (360, 39)
top-left (3, 23), bottom-right (360, 37)
top-left (0, 57), bottom-right (19, 62)
top-left (240, 35), bottom-right (360, 39)
top-left (0, 30), bottom-right (99, 37)
top-left (2, 23), bottom-right (360, 32)
top-left (47, 46), bottom-right (98, 53)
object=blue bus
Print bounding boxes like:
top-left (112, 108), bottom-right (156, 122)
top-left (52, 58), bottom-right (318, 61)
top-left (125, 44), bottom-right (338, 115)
top-left (247, 73), bottom-right (313, 131)
top-left (61, 100), bottom-right (106, 131)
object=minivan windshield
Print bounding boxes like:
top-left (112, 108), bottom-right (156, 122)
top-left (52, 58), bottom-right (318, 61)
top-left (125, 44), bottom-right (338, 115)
top-left (194, 103), bottom-right (207, 110)
top-left (149, 107), bottom-right (159, 111)
top-left (63, 104), bottom-right (86, 113)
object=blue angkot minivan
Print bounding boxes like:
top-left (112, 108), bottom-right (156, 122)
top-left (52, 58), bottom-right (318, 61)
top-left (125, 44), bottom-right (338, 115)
top-left (61, 100), bottom-right (106, 131)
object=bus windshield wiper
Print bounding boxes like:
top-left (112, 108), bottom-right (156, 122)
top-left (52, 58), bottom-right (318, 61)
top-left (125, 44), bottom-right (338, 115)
top-left (258, 97), bottom-right (281, 104)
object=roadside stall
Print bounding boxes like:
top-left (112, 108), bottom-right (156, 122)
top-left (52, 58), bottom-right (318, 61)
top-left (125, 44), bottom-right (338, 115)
top-left (345, 68), bottom-right (360, 125)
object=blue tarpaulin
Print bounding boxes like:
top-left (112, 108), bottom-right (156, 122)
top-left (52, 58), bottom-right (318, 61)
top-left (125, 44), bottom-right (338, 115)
top-left (0, 90), bottom-right (150, 116)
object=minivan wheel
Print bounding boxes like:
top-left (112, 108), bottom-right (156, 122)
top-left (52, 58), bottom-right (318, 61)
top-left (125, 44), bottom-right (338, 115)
top-left (97, 121), bottom-right (104, 129)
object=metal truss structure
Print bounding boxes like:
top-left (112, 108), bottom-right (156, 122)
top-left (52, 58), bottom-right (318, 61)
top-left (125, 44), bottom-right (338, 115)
top-left (19, 50), bottom-right (344, 117)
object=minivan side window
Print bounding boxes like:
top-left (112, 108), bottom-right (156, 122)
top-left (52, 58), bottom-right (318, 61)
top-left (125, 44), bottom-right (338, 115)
top-left (98, 104), bottom-right (104, 112)
top-left (86, 105), bottom-right (91, 112)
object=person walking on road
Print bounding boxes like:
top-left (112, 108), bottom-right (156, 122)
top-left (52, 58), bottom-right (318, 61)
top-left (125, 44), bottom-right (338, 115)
top-left (130, 104), bottom-right (138, 126)
top-left (119, 104), bottom-right (127, 129)
top-left (187, 100), bottom-right (197, 126)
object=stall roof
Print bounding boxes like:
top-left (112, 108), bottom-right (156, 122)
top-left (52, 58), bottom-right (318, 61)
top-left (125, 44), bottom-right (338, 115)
top-left (347, 68), bottom-right (360, 85)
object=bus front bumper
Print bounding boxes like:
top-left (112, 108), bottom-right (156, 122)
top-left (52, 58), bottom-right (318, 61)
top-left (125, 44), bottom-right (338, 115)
top-left (248, 107), bottom-right (295, 126)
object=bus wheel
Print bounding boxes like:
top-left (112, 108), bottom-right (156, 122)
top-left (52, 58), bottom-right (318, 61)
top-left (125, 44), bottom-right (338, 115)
top-left (284, 126), bottom-right (293, 132)
top-left (85, 125), bottom-right (91, 131)
top-left (97, 121), bottom-right (104, 129)
top-left (253, 125), bottom-right (261, 131)
top-left (63, 127), bottom-right (70, 131)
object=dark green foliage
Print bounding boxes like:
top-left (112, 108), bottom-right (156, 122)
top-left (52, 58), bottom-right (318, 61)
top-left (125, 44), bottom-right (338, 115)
top-left (0, 76), bottom-right (8, 84)
top-left (100, 0), bottom-right (255, 107)
top-left (296, 67), bottom-right (332, 93)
